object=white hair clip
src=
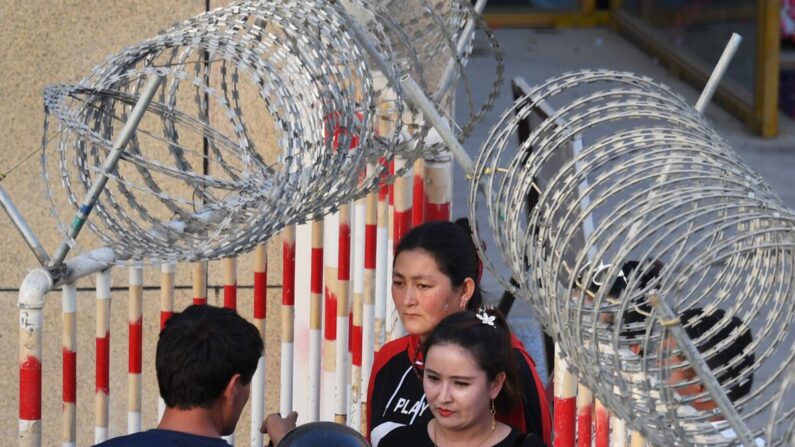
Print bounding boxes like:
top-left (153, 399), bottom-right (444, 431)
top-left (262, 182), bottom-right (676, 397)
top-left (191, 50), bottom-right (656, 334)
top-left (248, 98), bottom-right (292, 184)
top-left (476, 309), bottom-right (496, 327)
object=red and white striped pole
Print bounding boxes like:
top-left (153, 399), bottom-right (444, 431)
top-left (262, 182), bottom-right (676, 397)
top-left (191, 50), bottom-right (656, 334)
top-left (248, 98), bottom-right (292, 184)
top-left (323, 213), bottom-right (339, 421)
top-left (576, 383), bottom-right (593, 447)
top-left (19, 271), bottom-right (48, 447)
top-left (351, 192), bottom-right (367, 431)
top-left (222, 256), bottom-right (237, 445)
top-left (308, 219), bottom-right (324, 421)
top-left (160, 263), bottom-right (175, 329)
top-left (95, 269), bottom-right (112, 444)
top-left (393, 157), bottom-right (413, 244)
top-left (424, 156), bottom-right (453, 222)
top-left (62, 283), bottom-right (77, 447)
top-left (361, 162), bottom-right (378, 432)
top-left (595, 398), bottom-right (610, 447)
top-left (374, 168), bottom-right (389, 350)
top-left (281, 225), bottom-right (296, 415)
top-left (336, 205), bottom-right (352, 424)
top-left (223, 258), bottom-right (237, 310)
top-left (192, 261), bottom-right (207, 305)
top-left (412, 158), bottom-right (425, 226)
top-left (251, 244), bottom-right (268, 446)
top-left (385, 161), bottom-right (396, 343)
top-left (158, 262), bottom-right (176, 421)
top-left (128, 264), bottom-right (144, 434)
top-left (553, 346), bottom-right (576, 447)
top-left (611, 412), bottom-right (627, 447)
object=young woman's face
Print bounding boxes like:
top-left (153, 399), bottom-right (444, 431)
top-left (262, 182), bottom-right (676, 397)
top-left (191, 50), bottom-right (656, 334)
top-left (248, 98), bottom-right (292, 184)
top-left (423, 343), bottom-right (503, 431)
top-left (392, 249), bottom-right (472, 338)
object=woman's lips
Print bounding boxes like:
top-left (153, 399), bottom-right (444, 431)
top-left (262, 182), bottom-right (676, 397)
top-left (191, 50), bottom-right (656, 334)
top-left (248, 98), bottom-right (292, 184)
top-left (436, 407), bottom-right (453, 417)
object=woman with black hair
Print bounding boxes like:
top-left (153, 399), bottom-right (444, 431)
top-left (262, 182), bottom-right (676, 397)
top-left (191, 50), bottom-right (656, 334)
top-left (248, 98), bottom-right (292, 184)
top-left (378, 308), bottom-right (546, 447)
top-left (366, 219), bottom-right (550, 446)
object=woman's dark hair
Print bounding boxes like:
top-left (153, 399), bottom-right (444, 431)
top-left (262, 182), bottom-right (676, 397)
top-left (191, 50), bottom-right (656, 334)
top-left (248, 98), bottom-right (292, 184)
top-left (421, 308), bottom-right (520, 412)
top-left (394, 218), bottom-right (483, 310)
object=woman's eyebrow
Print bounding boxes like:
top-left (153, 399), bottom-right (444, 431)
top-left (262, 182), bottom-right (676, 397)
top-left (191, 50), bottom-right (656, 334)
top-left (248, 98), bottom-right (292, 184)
top-left (424, 367), bottom-right (475, 380)
top-left (393, 271), bottom-right (432, 281)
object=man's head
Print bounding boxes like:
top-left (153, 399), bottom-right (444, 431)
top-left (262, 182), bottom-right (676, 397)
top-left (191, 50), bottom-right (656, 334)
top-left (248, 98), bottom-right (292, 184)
top-left (666, 308), bottom-right (754, 411)
top-left (156, 305), bottom-right (263, 433)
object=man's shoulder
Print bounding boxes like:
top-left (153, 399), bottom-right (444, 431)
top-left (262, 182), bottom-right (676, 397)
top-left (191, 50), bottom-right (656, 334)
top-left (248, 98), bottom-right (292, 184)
top-left (94, 429), bottom-right (230, 447)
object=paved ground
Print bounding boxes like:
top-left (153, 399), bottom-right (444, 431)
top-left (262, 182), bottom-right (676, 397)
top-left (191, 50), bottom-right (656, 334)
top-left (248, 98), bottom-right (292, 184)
top-left (453, 26), bottom-right (795, 381)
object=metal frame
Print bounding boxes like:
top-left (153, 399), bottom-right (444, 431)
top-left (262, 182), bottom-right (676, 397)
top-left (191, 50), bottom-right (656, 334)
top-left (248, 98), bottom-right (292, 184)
top-left (610, 0), bottom-right (780, 137)
top-left (484, 0), bottom-right (609, 28)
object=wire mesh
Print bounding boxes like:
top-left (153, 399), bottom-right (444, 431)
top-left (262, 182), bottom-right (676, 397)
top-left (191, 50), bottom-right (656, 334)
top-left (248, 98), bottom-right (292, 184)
top-left (470, 69), bottom-right (795, 446)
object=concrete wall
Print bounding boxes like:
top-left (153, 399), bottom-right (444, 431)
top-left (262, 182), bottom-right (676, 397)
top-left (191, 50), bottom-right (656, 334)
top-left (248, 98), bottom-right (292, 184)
top-left (0, 1), bottom-right (285, 444)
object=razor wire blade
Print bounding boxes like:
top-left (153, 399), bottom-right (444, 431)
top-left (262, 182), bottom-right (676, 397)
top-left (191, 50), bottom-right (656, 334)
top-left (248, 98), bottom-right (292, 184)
top-left (41, 0), bottom-right (502, 264)
top-left (470, 69), bottom-right (794, 446)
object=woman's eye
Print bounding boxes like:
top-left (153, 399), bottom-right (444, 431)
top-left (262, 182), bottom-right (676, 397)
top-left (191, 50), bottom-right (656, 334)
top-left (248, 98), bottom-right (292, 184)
top-left (454, 381), bottom-right (469, 387)
top-left (392, 279), bottom-right (404, 287)
top-left (417, 283), bottom-right (431, 289)
top-left (425, 375), bottom-right (439, 382)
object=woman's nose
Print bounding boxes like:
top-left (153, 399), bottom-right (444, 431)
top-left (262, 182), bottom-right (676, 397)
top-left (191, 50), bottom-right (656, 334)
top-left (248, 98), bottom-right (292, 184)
top-left (438, 382), bottom-right (452, 402)
top-left (403, 285), bottom-right (418, 305)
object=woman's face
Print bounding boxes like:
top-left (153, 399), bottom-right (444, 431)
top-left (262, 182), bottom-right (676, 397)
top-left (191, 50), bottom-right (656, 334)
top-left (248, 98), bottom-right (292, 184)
top-left (392, 249), bottom-right (472, 338)
top-left (423, 343), bottom-right (504, 432)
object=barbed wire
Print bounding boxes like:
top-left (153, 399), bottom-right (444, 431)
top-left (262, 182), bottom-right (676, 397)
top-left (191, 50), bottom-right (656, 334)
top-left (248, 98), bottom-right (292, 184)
top-left (469, 69), bottom-right (794, 446)
top-left (41, 0), bottom-right (501, 264)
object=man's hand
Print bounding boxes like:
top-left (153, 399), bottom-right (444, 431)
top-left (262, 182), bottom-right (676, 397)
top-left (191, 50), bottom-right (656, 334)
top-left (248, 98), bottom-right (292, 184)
top-left (261, 411), bottom-right (298, 446)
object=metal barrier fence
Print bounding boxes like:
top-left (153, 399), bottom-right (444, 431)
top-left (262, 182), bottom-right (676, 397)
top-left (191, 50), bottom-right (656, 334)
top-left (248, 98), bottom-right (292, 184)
top-left (18, 159), bottom-right (453, 447)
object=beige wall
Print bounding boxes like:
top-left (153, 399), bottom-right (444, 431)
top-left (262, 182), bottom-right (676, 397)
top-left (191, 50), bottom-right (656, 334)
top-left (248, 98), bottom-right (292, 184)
top-left (0, 1), bottom-right (285, 444)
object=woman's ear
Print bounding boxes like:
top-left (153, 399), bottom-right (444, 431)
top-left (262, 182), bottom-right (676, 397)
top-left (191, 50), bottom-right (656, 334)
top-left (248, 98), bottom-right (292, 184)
top-left (458, 277), bottom-right (476, 310)
top-left (489, 371), bottom-right (506, 400)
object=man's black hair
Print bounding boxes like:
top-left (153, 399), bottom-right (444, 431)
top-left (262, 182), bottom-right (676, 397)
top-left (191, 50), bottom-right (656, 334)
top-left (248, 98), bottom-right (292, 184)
top-left (679, 308), bottom-right (755, 403)
top-left (156, 305), bottom-right (264, 409)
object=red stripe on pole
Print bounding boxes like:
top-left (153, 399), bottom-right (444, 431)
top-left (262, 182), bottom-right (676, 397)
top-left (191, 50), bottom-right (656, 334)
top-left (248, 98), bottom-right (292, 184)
top-left (388, 161), bottom-right (395, 206)
top-left (63, 349), bottom-right (77, 403)
top-left (577, 403), bottom-right (593, 447)
top-left (193, 297), bottom-right (207, 305)
top-left (324, 289), bottom-right (338, 340)
top-left (351, 323), bottom-right (363, 366)
top-left (425, 202), bottom-right (451, 222)
top-left (129, 317), bottom-right (143, 374)
top-left (364, 224), bottom-right (377, 270)
top-left (311, 247), bottom-right (323, 294)
top-left (224, 285), bottom-right (237, 310)
top-left (283, 241), bottom-right (296, 306)
top-left (96, 332), bottom-right (110, 394)
top-left (378, 157), bottom-right (389, 200)
top-left (553, 396), bottom-right (576, 447)
top-left (412, 173), bottom-right (425, 226)
top-left (160, 311), bottom-right (173, 331)
top-left (254, 272), bottom-right (267, 319)
top-left (339, 223), bottom-right (351, 281)
top-left (20, 355), bottom-right (42, 419)
top-left (595, 406), bottom-right (610, 447)
top-left (393, 210), bottom-right (412, 251)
